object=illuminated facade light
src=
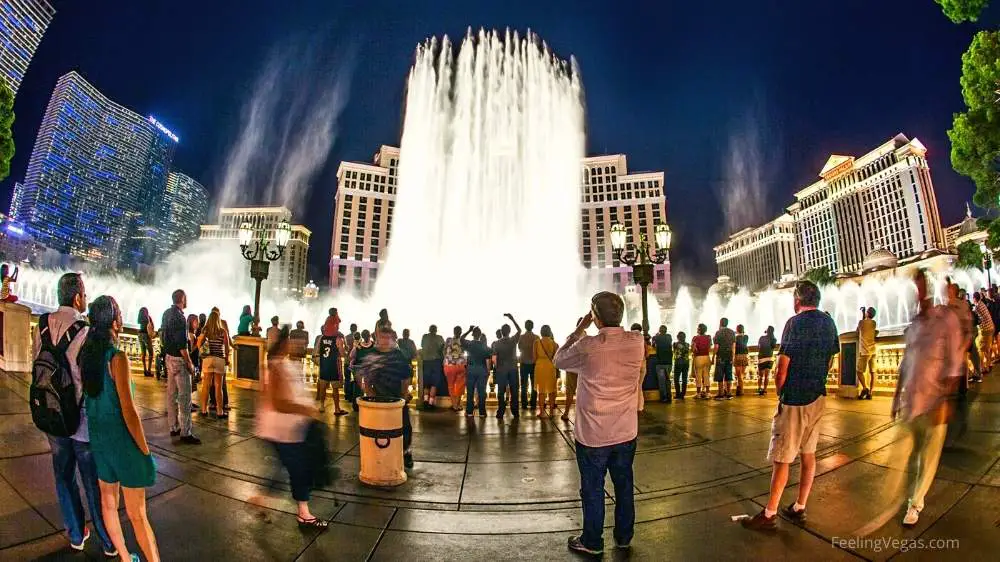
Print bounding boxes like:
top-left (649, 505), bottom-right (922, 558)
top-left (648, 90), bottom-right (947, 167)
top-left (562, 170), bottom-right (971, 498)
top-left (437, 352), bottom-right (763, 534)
top-left (0, 1), bottom-right (56, 95)
top-left (148, 116), bottom-right (179, 142)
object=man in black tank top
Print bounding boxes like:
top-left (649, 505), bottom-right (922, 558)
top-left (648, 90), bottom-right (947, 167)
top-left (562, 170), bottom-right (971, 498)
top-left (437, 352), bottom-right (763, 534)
top-left (315, 331), bottom-right (347, 415)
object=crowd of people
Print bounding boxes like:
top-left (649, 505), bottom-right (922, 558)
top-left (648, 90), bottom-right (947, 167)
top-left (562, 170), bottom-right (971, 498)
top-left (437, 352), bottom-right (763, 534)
top-left (24, 267), bottom-right (988, 558)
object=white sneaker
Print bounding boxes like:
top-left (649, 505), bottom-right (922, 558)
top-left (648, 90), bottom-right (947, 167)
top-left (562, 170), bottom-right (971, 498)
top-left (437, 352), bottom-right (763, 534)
top-left (70, 527), bottom-right (90, 550)
top-left (902, 506), bottom-right (920, 527)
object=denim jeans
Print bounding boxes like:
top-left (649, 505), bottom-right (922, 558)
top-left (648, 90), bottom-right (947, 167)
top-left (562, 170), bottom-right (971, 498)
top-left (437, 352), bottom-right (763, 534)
top-left (166, 355), bottom-right (193, 436)
top-left (575, 439), bottom-right (636, 551)
top-left (519, 363), bottom-right (536, 411)
top-left (655, 363), bottom-right (672, 402)
top-left (47, 436), bottom-right (114, 551)
top-left (674, 363), bottom-right (689, 397)
top-left (495, 369), bottom-right (520, 416)
top-left (466, 367), bottom-right (488, 416)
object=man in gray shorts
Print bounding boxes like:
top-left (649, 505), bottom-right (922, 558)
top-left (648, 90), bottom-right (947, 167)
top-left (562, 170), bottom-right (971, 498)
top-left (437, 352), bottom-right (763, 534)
top-left (743, 280), bottom-right (839, 531)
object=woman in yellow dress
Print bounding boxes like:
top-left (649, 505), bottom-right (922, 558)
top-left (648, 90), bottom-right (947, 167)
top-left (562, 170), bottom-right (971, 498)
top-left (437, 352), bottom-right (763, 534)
top-left (533, 325), bottom-right (560, 418)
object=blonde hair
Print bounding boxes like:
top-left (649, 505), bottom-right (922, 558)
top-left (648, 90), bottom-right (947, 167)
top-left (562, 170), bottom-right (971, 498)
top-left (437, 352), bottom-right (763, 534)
top-left (204, 309), bottom-right (225, 339)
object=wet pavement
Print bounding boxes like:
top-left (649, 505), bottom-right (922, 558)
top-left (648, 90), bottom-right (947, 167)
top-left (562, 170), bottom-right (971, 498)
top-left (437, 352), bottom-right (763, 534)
top-left (1, 370), bottom-right (997, 561)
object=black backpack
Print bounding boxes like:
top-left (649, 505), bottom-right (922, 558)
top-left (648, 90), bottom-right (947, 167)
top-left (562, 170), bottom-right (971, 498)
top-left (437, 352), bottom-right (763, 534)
top-left (29, 313), bottom-right (87, 437)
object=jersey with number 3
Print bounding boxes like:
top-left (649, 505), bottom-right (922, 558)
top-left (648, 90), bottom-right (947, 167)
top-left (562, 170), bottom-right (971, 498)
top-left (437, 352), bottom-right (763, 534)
top-left (318, 335), bottom-right (341, 376)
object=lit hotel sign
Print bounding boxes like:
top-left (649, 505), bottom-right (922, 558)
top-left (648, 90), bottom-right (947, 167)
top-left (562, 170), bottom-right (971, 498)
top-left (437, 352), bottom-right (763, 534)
top-left (148, 116), bottom-right (179, 142)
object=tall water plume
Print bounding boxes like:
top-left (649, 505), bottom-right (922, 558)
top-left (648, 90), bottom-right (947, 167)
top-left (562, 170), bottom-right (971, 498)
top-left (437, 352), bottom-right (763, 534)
top-left (216, 40), bottom-right (352, 214)
top-left (721, 104), bottom-right (777, 235)
top-left (372, 30), bottom-right (588, 334)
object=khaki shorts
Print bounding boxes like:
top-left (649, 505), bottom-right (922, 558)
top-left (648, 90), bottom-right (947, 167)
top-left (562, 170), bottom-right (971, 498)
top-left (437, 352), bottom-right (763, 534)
top-left (767, 396), bottom-right (825, 463)
top-left (202, 356), bottom-right (227, 376)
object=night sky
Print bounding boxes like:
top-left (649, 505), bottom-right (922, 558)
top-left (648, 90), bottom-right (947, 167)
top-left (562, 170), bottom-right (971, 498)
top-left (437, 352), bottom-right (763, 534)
top-left (2, 0), bottom-right (997, 286)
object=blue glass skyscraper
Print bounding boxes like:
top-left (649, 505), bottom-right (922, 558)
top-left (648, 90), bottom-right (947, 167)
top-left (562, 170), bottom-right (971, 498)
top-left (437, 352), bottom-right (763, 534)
top-left (0, 0), bottom-right (55, 95)
top-left (16, 71), bottom-right (178, 269)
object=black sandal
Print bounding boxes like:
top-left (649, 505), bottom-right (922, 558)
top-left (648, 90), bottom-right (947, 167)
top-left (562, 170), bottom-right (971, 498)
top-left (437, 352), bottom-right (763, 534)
top-left (297, 516), bottom-right (329, 529)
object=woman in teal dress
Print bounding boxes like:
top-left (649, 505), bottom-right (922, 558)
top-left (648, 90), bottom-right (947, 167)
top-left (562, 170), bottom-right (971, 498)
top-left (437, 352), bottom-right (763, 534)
top-left (81, 296), bottom-right (160, 562)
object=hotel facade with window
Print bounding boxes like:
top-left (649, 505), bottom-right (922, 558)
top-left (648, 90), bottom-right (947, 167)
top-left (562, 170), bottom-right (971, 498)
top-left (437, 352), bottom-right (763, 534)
top-left (714, 134), bottom-right (945, 290)
top-left (329, 147), bottom-right (669, 296)
top-left (0, 0), bottom-right (55, 96)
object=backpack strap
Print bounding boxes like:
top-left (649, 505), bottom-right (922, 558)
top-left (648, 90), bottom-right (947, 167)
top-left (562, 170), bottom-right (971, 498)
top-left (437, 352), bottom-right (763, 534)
top-left (38, 313), bottom-right (53, 346)
top-left (57, 320), bottom-right (87, 353)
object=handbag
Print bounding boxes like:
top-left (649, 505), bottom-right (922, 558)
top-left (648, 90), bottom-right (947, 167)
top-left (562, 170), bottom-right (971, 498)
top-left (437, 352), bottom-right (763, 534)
top-left (537, 339), bottom-right (560, 377)
top-left (304, 420), bottom-right (333, 488)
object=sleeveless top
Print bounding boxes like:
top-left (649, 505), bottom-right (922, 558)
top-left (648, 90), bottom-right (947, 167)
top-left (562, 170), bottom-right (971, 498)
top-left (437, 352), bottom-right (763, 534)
top-left (205, 331), bottom-right (226, 358)
top-left (735, 334), bottom-right (749, 355)
top-left (317, 334), bottom-right (341, 373)
top-left (257, 358), bottom-right (309, 443)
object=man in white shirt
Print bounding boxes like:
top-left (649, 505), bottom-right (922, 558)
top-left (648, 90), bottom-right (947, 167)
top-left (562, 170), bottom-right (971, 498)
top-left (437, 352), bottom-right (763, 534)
top-left (32, 273), bottom-right (115, 555)
top-left (554, 291), bottom-right (644, 556)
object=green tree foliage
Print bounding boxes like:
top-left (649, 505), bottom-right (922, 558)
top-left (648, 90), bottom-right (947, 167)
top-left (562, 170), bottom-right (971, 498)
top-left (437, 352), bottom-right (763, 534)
top-left (935, 0), bottom-right (992, 22)
top-left (948, 31), bottom-right (1000, 246)
top-left (801, 266), bottom-right (836, 286)
top-left (957, 240), bottom-right (986, 268)
top-left (0, 81), bottom-right (14, 183)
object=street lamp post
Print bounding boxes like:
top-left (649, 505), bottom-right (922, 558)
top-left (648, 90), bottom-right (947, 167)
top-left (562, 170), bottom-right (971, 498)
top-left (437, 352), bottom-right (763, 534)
top-left (610, 222), bottom-right (672, 336)
top-left (239, 220), bottom-right (291, 325)
top-left (981, 242), bottom-right (993, 287)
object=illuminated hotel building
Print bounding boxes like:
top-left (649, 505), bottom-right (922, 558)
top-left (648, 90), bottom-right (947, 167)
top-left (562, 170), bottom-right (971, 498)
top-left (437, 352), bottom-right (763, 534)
top-left (0, 0), bottom-right (55, 95)
top-left (200, 206), bottom-right (311, 295)
top-left (13, 71), bottom-right (178, 268)
top-left (714, 134), bottom-right (946, 288)
top-left (329, 147), bottom-right (670, 296)
top-left (714, 214), bottom-right (799, 291)
top-left (329, 145), bottom-right (398, 292)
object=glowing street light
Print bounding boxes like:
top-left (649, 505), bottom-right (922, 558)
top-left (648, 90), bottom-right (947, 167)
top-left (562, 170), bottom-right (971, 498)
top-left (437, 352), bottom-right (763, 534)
top-left (239, 220), bottom-right (291, 327)
top-left (610, 222), bottom-right (671, 335)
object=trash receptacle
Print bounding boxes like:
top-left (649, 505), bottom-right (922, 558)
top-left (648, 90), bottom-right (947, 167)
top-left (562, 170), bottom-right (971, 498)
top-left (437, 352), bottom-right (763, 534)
top-left (357, 396), bottom-right (407, 487)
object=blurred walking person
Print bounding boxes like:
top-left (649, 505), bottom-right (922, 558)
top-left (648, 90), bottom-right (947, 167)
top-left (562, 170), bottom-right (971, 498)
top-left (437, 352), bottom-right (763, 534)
top-left (80, 296), bottom-right (160, 562)
top-left (892, 271), bottom-right (964, 527)
top-left (355, 327), bottom-right (415, 469)
top-left (258, 327), bottom-right (329, 530)
top-left (197, 310), bottom-right (231, 418)
top-left (973, 292), bottom-right (994, 372)
top-left (555, 293), bottom-right (644, 555)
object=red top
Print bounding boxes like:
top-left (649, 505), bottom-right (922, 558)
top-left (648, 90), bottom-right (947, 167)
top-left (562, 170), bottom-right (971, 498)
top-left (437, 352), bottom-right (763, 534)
top-left (691, 334), bottom-right (712, 356)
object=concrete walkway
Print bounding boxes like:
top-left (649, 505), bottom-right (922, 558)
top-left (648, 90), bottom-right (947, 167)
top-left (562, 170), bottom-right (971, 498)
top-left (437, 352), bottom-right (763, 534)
top-left (1, 371), bottom-right (997, 561)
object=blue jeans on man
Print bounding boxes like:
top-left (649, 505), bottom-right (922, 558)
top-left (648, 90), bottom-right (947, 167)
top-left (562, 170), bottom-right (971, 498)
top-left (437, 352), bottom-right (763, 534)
top-left (466, 366), bottom-right (488, 416)
top-left (575, 439), bottom-right (637, 551)
top-left (519, 362), bottom-right (537, 411)
top-left (655, 362), bottom-right (672, 402)
top-left (495, 369), bottom-right (520, 417)
top-left (48, 436), bottom-right (114, 551)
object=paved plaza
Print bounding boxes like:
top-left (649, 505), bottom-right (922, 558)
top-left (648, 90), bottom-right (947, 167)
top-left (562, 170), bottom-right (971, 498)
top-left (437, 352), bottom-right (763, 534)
top-left (1, 370), bottom-right (998, 561)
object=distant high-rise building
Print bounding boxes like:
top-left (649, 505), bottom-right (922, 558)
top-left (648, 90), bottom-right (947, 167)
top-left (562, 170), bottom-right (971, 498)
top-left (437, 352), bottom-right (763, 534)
top-left (0, 0), bottom-right (55, 95)
top-left (157, 172), bottom-right (209, 255)
top-left (329, 146), bottom-right (671, 297)
top-left (200, 206), bottom-right (311, 295)
top-left (14, 71), bottom-right (178, 268)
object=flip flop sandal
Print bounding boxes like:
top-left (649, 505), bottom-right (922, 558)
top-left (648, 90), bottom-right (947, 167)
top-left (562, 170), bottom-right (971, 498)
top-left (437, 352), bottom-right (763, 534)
top-left (297, 517), bottom-right (329, 529)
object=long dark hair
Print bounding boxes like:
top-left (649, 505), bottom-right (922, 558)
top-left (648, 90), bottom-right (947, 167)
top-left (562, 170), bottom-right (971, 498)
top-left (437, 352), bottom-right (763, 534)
top-left (80, 296), bottom-right (120, 398)
top-left (137, 306), bottom-right (149, 325)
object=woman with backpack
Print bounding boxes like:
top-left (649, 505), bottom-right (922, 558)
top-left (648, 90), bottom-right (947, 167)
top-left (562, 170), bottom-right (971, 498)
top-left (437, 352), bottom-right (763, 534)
top-left (533, 325), bottom-right (560, 418)
top-left (80, 295), bottom-right (160, 562)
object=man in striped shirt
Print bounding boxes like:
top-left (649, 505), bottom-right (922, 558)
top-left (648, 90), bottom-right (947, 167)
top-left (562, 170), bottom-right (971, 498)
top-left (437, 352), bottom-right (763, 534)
top-left (554, 291), bottom-right (644, 556)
